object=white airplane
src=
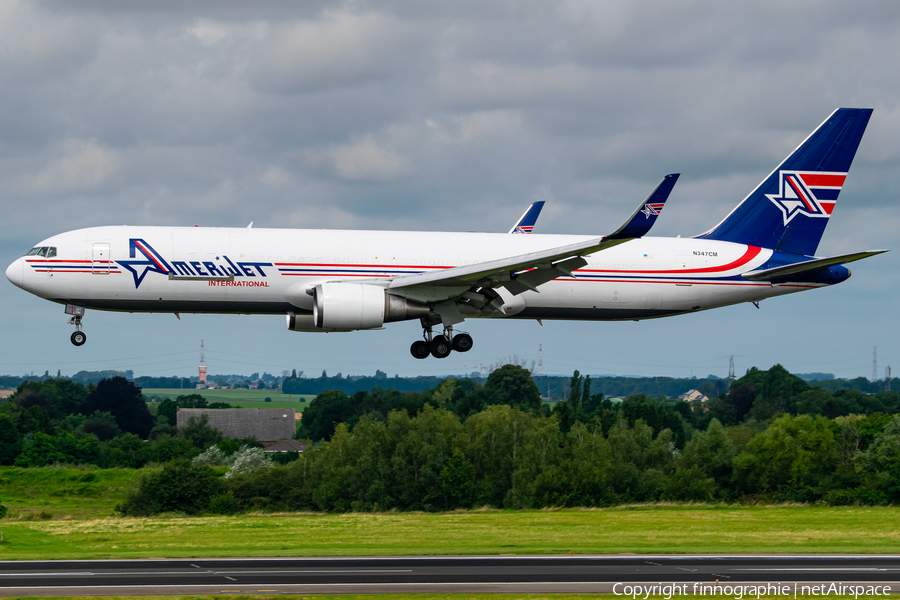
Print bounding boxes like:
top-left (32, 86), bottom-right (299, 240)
top-left (6, 108), bottom-right (887, 359)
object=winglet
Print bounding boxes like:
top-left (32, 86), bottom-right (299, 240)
top-left (606, 174), bottom-right (679, 240)
top-left (509, 201), bottom-right (545, 234)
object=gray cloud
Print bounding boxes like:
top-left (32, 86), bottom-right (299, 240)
top-left (2, 0), bottom-right (899, 377)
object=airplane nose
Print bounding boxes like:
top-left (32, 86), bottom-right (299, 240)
top-left (5, 258), bottom-right (23, 289)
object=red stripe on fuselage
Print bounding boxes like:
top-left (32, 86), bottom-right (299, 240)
top-left (274, 262), bottom-right (453, 269)
top-left (577, 245), bottom-right (762, 275)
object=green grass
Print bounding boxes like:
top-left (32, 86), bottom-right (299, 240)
top-left (5, 597), bottom-right (857, 600)
top-left (1, 505), bottom-right (900, 560)
top-left (142, 387), bottom-right (313, 405)
top-left (0, 466), bottom-right (144, 520)
top-left (2, 467), bottom-right (900, 561)
top-left (0, 596), bottom-right (806, 600)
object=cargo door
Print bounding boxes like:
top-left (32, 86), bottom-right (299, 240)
top-left (92, 243), bottom-right (111, 274)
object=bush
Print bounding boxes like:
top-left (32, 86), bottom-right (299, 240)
top-left (117, 460), bottom-right (222, 516)
top-left (208, 491), bottom-right (243, 514)
top-left (224, 447), bottom-right (274, 479)
top-left (14, 432), bottom-right (100, 467)
top-left (192, 445), bottom-right (231, 466)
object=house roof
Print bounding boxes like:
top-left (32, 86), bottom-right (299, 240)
top-left (264, 439), bottom-right (306, 453)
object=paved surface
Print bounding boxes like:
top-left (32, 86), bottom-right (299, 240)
top-left (0, 555), bottom-right (898, 596)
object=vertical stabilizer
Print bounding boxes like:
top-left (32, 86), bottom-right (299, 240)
top-left (697, 108), bottom-right (872, 256)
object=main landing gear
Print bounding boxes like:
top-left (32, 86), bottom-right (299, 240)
top-left (410, 323), bottom-right (473, 359)
top-left (66, 304), bottom-right (86, 346)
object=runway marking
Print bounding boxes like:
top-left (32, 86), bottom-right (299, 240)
top-left (0, 573), bottom-right (93, 576)
top-left (0, 569), bottom-right (412, 577)
top-left (734, 568), bottom-right (898, 572)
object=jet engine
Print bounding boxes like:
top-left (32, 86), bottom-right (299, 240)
top-left (286, 283), bottom-right (431, 332)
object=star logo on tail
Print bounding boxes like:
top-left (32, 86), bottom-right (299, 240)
top-left (641, 203), bottom-right (665, 219)
top-left (766, 171), bottom-right (845, 226)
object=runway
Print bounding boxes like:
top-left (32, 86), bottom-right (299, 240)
top-left (0, 555), bottom-right (897, 596)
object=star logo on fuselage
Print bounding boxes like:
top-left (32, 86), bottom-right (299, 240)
top-left (117, 239), bottom-right (172, 289)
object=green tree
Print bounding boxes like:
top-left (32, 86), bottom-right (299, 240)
top-left (748, 364), bottom-right (810, 420)
top-left (466, 405), bottom-right (535, 506)
top-left (11, 378), bottom-right (87, 416)
top-left (79, 377), bottom-right (154, 438)
top-left (732, 414), bottom-right (838, 499)
top-left (297, 390), bottom-right (357, 441)
top-left (180, 415), bottom-right (223, 449)
top-left (856, 415), bottom-right (900, 503)
top-left (14, 432), bottom-right (101, 466)
top-left (483, 365), bottom-right (542, 414)
top-left (674, 418), bottom-right (736, 498)
top-left (0, 415), bottom-right (21, 465)
top-left (442, 451), bottom-right (474, 508)
top-left (568, 370), bottom-right (583, 412)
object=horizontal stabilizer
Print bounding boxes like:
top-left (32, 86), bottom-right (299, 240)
top-left (742, 250), bottom-right (887, 281)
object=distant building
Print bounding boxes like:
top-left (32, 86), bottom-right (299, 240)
top-left (177, 408), bottom-right (295, 442)
top-left (681, 389), bottom-right (708, 403)
top-left (264, 439), bottom-right (306, 453)
top-left (197, 340), bottom-right (208, 389)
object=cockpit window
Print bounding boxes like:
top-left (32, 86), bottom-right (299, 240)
top-left (24, 246), bottom-right (56, 257)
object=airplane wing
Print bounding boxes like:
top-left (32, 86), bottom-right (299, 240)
top-left (390, 174), bottom-right (679, 297)
top-left (509, 201), bottom-right (545, 234)
top-left (741, 250), bottom-right (888, 281)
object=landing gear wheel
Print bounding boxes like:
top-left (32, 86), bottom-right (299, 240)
top-left (452, 333), bottom-right (473, 352)
top-left (410, 340), bottom-right (430, 359)
top-left (71, 331), bottom-right (86, 346)
top-left (430, 335), bottom-right (451, 359)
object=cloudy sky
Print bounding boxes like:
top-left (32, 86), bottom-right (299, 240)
top-left (1, 0), bottom-right (898, 380)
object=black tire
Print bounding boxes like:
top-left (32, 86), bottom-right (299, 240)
top-left (410, 340), bottom-right (430, 359)
top-left (430, 335), bottom-right (451, 359)
top-left (452, 333), bottom-right (473, 353)
top-left (71, 331), bottom-right (86, 346)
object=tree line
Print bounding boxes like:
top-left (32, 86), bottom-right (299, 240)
top-left (0, 377), bottom-right (247, 468)
top-left (3, 364), bottom-right (900, 515)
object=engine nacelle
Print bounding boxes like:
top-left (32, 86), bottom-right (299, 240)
top-left (286, 313), bottom-right (354, 333)
top-left (314, 283), bottom-right (386, 330)
top-left (286, 283), bottom-right (431, 332)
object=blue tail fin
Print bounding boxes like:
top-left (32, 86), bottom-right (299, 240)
top-left (509, 200), bottom-right (545, 234)
top-left (696, 108), bottom-right (872, 256)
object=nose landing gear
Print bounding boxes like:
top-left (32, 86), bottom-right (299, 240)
top-left (409, 322), bottom-right (473, 359)
top-left (66, 304), bottom-right (86, 346)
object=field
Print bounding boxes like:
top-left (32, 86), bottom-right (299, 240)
top-left (1, 467), bottom-right (899, 562)
top-left (1, 467), bottom-right (900, 560)
top-left (1, 506), bottom-right (900, 560)
top-left (0, 596), bottom-right (814, 600)
top-left (142, 387), bottom-right (313, 408)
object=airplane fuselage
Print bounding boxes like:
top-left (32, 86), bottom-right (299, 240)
top-left (6, 225), bottom-right (846, 322)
